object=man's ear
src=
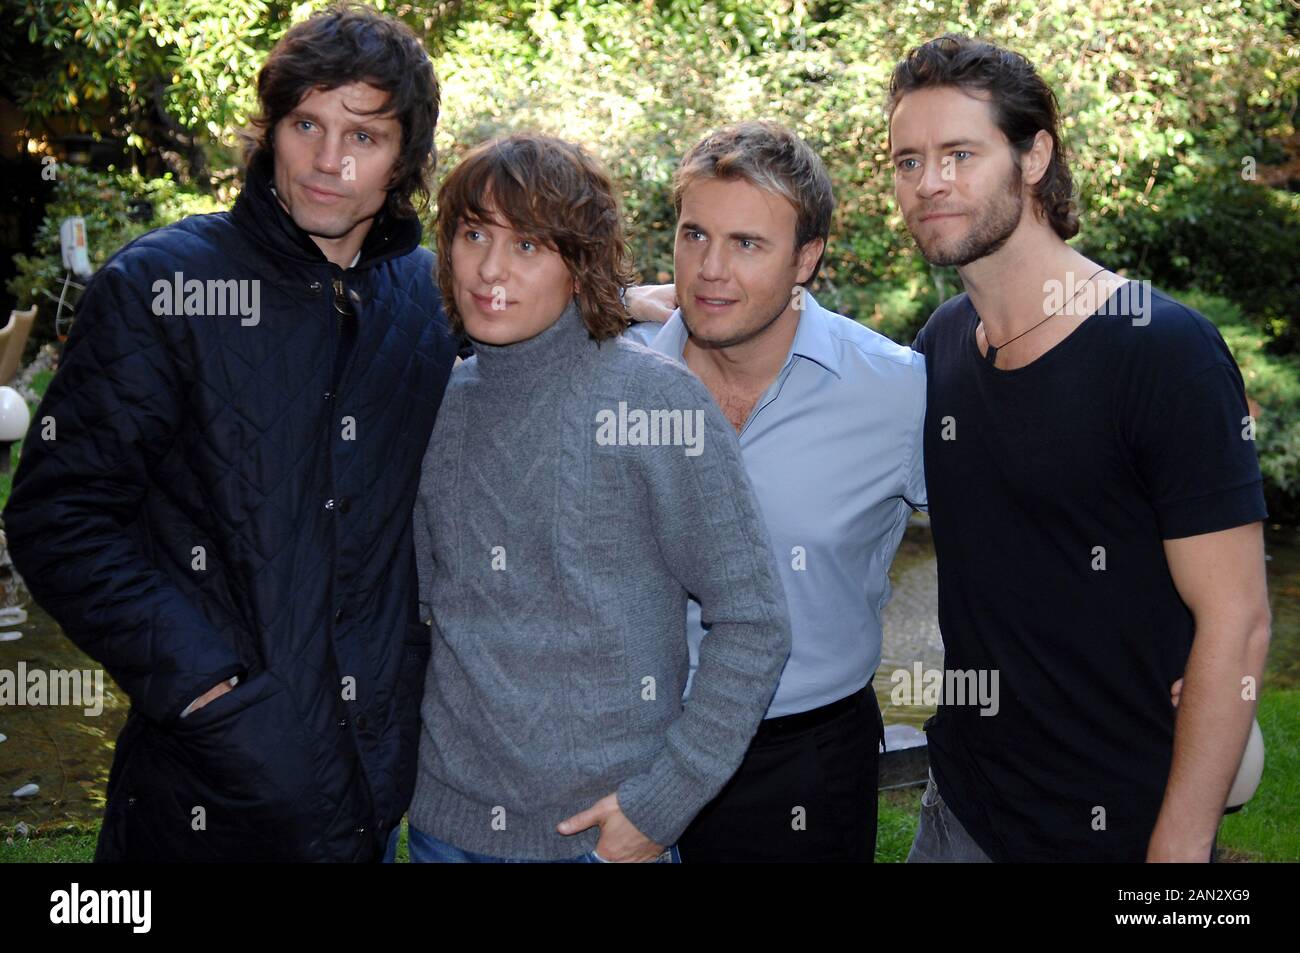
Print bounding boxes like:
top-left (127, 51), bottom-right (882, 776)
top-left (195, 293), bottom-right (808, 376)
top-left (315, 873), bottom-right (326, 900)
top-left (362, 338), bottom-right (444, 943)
top-left (1020, 129), bottom-right (1054, 188)
top-left (795, 238), bottom-right (825, 286)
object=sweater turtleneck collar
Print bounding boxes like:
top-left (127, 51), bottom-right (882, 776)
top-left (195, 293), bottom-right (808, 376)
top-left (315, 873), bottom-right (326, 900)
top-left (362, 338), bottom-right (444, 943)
top-left (470, 297), bottom-right (592, 378)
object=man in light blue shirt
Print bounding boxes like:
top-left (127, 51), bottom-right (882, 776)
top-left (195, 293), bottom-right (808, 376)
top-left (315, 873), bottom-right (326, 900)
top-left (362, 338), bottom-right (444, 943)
top-left (626, 121), bottom-right (926, 862)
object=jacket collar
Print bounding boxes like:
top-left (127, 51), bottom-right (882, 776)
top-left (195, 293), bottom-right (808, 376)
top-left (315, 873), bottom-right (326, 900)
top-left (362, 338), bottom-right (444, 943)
top-left (230, 152), bottom-right (423, 272)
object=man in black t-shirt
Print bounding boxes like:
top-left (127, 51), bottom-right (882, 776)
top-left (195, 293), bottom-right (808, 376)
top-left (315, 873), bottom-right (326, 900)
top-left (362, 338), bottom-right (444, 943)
top-left (886, 35), bottom-right (1271, 862)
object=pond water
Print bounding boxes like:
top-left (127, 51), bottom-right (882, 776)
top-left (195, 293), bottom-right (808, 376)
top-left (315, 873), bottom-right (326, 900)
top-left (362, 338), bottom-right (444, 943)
top-left (0, 600), bottom-right (128, 829)
top-left (2, 518), bottom-right (1297, 827)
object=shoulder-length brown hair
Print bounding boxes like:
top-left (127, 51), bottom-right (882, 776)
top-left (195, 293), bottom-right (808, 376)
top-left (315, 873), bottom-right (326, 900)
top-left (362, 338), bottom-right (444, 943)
top-left (436, 133), bottom-right (633, 340)
top-left (886, 34), bottom-right (1079, 241)
top-left (241, 3), bottom-right (439, 219)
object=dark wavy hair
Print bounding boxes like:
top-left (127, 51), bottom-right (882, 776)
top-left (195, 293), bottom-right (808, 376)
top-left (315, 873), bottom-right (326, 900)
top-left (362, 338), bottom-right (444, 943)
top-left (436, 133), bottom-right (633, 340)
top-left (886, 34), bottom-right (1079, 240)
top-left (241, 3), bottom-right (440, 219)
top-left (673, 121), bottom-right (834, 285)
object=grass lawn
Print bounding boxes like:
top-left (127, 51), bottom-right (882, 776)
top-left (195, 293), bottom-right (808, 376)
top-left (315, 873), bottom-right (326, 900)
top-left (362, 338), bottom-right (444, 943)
top-left (1218, 688), bottom-right (1300, 861)
top-left (877, 789), bottom-right (924, 863)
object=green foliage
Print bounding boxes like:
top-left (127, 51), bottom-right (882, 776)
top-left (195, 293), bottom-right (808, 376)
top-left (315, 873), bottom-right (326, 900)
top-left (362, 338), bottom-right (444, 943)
top-left (9, 0), bottom-right (289, 170)
top-left (9, 1), bottom-right (1297, 330)
top-left (420, 0), bottom-right (1298, 337)
top-left (6, 0), bottom-right (1299, 502)
top-left (1088, 170), bottom-right (1300, 353)
top-left (1185, 291), bottom-right (1300, 519)
top-left (7, 165), bottom-right (224, 356)
top-left (843, 276), bottom-right (945, 347)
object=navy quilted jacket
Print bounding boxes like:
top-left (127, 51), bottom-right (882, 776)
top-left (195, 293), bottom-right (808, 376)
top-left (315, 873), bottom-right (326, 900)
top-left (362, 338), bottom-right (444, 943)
top-left (4, 157), bottom-right (457, 861)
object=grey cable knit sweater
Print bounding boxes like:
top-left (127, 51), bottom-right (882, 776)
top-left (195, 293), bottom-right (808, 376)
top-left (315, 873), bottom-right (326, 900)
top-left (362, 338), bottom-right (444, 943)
top-left (407, 297), bottom-right (791, 859)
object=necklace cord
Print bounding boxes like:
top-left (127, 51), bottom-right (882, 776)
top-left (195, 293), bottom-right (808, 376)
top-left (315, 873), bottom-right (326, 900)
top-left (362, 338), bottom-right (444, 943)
top-left (983, 265), bottom-right (1110, 366)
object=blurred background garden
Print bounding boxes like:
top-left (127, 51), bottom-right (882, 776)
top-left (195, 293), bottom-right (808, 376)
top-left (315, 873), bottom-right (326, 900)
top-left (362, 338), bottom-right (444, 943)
top-left (0, 0), bottom-right (1297, 861)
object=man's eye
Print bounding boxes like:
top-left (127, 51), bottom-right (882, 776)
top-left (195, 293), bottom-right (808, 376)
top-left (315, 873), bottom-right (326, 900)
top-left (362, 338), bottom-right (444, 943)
top-left (464, 229), bottom-right (483, 241)
top-left (954, 150), bottom-right (972, 160)
top-left (686, 230), bottom-right (704, 241)
top-left (518, 240), bottom-right (535, 253)
top-left (739, 240), bottom-right (755, 250)
top-left (297, 121), bottom-right (315, 132)
top-left (897, 158), bottom-right (918, 171)
top-left (354, 132), bottom-right (372, 144)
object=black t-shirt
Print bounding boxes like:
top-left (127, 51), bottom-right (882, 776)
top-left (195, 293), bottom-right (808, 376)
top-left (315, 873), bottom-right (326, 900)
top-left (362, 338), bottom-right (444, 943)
top-left (912, 283), bottom-right (1267, 862)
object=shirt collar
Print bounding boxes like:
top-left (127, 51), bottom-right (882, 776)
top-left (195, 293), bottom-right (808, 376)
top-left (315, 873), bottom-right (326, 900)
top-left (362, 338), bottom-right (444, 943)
top-left (647, 290), bottom-right (842, 379)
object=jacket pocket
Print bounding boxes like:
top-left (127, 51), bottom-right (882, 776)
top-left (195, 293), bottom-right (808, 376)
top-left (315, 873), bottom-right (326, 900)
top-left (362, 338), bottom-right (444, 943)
top-left (126, 669), bottom-right (323, 860)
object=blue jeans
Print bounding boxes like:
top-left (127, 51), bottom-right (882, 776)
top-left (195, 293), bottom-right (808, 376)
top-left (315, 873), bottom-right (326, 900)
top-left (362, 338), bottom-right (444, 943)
top-left (406, 824), bottom-right (680, 863)
top-left (383, 824), bottom-right (400, 863)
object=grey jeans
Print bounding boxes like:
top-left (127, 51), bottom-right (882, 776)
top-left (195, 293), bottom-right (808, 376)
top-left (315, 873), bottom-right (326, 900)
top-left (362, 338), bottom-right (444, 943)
top-left (906, 770), bottom-right (1222, 862)
top-left (906, 769), bottom-right (993, 863)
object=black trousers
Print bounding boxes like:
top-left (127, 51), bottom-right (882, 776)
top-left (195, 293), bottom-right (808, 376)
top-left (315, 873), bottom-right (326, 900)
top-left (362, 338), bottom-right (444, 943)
top-left (678, 683), bottom-right (884, 863)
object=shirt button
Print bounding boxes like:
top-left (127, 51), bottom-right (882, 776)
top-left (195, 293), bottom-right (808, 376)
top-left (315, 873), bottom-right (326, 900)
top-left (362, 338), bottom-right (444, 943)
top-left (338, 497), bottom-right (351, 514)
top-left (324, 391), bottom-right (333, 401)
top-left (335, 608), bottom-right (344, 623)
top-left (337, 718), bottom-right (348, 729)
top-left (324, 499), bottom-right (336, 511)
top-left (308, 281), bottom-right (322, 294)
top-left (355, 827), bottom-right (366, 836)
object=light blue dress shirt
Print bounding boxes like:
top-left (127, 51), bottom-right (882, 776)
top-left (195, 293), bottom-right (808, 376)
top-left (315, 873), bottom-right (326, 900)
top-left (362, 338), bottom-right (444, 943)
top-left (628, 293), bottom-right (927, 717)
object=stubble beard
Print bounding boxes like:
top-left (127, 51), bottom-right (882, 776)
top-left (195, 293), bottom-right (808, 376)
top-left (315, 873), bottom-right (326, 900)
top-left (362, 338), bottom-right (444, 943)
top-left (913, 164), bottom-right (1025, 268)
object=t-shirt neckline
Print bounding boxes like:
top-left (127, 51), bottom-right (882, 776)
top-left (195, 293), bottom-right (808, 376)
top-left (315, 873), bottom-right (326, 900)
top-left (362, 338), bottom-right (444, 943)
top-left (966, 282), bottom-right (1129, 377)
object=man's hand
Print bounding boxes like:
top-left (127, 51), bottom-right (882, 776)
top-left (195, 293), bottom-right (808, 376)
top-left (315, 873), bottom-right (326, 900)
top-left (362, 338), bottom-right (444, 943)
top-left (182, 678), bottom-right (235, 718)
top-left (556, 792), bottom-right (664, 862)
top-left (1171, 677), bottom-right (1183, 708)
top-left (624, 283), bottom-right (677, 323)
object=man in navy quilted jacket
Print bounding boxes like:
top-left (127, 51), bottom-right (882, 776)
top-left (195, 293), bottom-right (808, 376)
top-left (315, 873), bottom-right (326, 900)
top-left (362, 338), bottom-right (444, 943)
top-left (3, 5), bottom-right (458, 861)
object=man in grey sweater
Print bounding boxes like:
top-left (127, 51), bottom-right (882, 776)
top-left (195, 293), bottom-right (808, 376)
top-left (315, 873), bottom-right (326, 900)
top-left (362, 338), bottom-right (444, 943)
top-left (407, 133), bottom-right (791, 862)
